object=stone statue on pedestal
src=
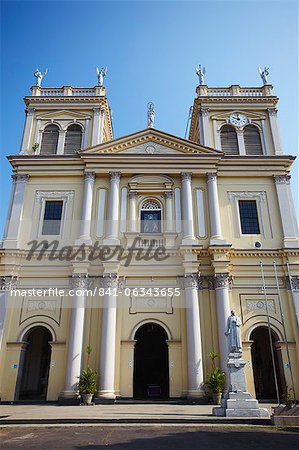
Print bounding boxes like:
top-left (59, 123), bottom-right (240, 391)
top-left (96, 67), bottom-right (107, 87)
top-left (225, 310), bottom-right (242, 353)
top-left (34, 68), bottom-right (48, 87)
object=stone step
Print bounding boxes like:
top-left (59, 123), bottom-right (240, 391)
top-left (226, 408), bottom-right (269, 417)
top-left (228, 392), bottom-right (253, 400)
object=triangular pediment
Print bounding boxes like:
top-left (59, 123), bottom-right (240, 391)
top-left (36, 110), bottom-right (91, 120)
top-left (211, 110), bottom-right (266, 121)
top-left (82, 128), bottom-right (223, 155)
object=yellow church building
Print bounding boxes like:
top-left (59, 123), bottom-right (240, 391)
top-left (0, 71), bottom-right (298, 404)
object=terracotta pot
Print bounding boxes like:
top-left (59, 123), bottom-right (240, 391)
top-left (82, 393), bottom-right (93, 405)
top-left (212, 392), bottom-right (222, 405)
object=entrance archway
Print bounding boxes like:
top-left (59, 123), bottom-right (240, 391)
top-left (250, 326), bottom-right (286, 400)
top-left (18, 326), bottom-right (52, 400)
top-left (133, 323), bottom-right (169, 399)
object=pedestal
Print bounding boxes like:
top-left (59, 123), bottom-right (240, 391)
top-left (213, 352), bottom-right (269, 417)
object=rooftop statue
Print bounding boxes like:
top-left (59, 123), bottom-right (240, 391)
top-left (147, 102), bottom-right (155, 128)
top-left (258, 66), bottom-right (270, 85)
top-left (96, 67), bottom-right (107, 87)
top-left (195, 64), bottom-right (206, 85)
top-left (34, 68), bottom-right (48, 87)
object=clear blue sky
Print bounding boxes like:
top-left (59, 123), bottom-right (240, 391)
top-left (1, 0), bottom-right (298, 233)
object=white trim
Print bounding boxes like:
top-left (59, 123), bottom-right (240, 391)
top-left (130, 319), bottom-right (172, 340)
top-left (228, 192), bottom-right (265, 238)
top-left (19, 322), bottom-right (56, 342)
top-left (36, 191), bottom-right (74, 239)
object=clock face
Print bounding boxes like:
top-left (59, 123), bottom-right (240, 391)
top-left (229, 113), bottom-right (248, 127)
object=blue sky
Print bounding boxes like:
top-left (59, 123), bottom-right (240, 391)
top-left (1, 0), bottom-right (298, 232)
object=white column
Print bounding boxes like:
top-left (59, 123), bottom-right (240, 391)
top-left (91, 108), bottom-right (101, 146)
top-left (83, 118), bottom-right (91, 149)
top-left (287, 276), bottom-right (299, 326)
top-left (20, 108), bottom-right (34, 154)
top-left (236, 129), bottom-right (246, 155)
top-left (76, 172), bottom-right (95, 245)
top-left (260, 119), bottom-right (267, 155)
top-left (184, 275), bottom-right (204, 397)
top-left (206, 173), bottom-right (226, 245)
top-left (198, 110), bottom-right (204, 145)
top-left (274, 175), bottom-right (299, 248)
top-left (201, 108), bottom-right (211, 147)
top-left (214, 273), bottom-right (231, 373)
top-left (57, 130), bottom-right (66, 155)
top-left (120, 187), bottom-right (128, 233)
top-left (104, 172), bottom-right (121, 245)
top-left (165, 191), bottom-right (174, 232)
top-left (98, 276), bottom-right (118, 399)
top-left (63, 274), bottom-right (88, 397)
top-left (129, 191), bottom-right (138, 232)
top-left (3, 174), bottom-right (29, 249)
top-left (181, 172), bottom-right (196, 245)
top-left (99, 110), bottom-right (105, 144)
top-left (0, 277), bottom-right (17, 350)
top-left (268, 108), bottom-right (283, 154)
top-left (174, 187), bottom-right (182, 233)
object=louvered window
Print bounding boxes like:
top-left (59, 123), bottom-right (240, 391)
top-left (40, 125), bottom-right (59, 155)
top-left (244, 125), bottom-right (263, 155)
top-left (64, 124), bottom-right (82, 154)
top-left (220, 125), bottom-right (239, 155)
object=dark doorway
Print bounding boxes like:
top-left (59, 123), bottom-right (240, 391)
top-left (19, 327), bottom-right (52, 400)
top-left (250, 326), bottom-right (286, 400)
top-left (133, 323), bottom-right (169, 399)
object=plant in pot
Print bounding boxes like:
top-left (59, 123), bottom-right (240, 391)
top-left (78, 346), bottom-right (97, 406)
top-left (206, 351), bottom-right (226, 405)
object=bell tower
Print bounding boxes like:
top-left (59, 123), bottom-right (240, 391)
top-left (189, 82), bottom-right (283, 156)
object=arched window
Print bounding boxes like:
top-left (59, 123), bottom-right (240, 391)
top-left (64, 124), bottom-right (83, 154)
top-left (40, 124), bottom-right (59, 155)
top-left (244, 125), bottom-right (263, 155)
top-left (220, 125), bottom-right (239, 155)
top-left (140, 199), bottom-right (161, 233)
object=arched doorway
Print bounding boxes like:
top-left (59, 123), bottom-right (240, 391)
top-left (133, 323), bottom-right (169, 399)
top-left (250, 326), bottom-right (286, 400)
top-left (18, 326), bottom-right (52, 400)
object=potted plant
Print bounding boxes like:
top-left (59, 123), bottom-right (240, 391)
top-left (206, 351), bottom-right (226, 405)
top-left (78, 346), bottom-right (97, 405)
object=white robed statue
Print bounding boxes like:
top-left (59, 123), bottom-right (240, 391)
top-left (225, 310), bottom-right (242, 353)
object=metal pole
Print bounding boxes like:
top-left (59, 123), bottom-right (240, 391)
top-left (260, 261), bottom-right (280, 405)
top-left (273, 261), bottom-right (296, 404)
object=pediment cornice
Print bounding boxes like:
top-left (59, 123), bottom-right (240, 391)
top-left (36, 109), bottom-right (91, 120)
top-left (82, 128), bottom-right (222, 156)
top-left (211, 110), bottom-right (267, 121)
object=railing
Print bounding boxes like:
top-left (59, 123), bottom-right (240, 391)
top-left (197, 85), bottom-right (273, 97)
top-left (30, 86), bottom-right (105, 97)
top-left (135, 236), bottom-right (165, 249)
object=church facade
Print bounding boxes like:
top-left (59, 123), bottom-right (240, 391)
top-left (0, 76), bottom-right (298, 403)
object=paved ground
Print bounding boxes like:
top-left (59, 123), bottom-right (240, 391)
top-left (0, 403), bottom-right (275, 424)
top-left (1, 425), bottom-right (299, 449)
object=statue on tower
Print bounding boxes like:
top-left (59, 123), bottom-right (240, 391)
top-left (258, 66), bottom-right (270, 85)
top-left (147, 102), bottom-right (155, 128)
top-left (196, 64), bottom-right (206, 85)
top-left (34, 68), bottom-right (48, 87)
top-left (225, 310), bottom-right (242, 353)
top-left (96, 67), bottom-right (107, 87)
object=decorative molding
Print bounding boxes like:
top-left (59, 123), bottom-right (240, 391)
top-left (214, 273), bottom-right (231, 289)
top-left (274, 174), bottom-right (291, 184)
top-left (206, 172), bottom-right (217, 183)
top-left (84, 171), bottom-right (95, 181)
top-left (100, 275), bottom-right (119, 290)
top-left (27, 300), bottom-right (56, 312)
top-left (0, 276), bottom-right (18, 291)
top-left (286, 275), bottom-right (299, 291)
top-left (12, 174), bottom-right (30, 183)
top-left (26, 108), bottom-right (35, 117)
top-left (182, 274), bottom-right (202, 289)
top-left (181, 172), bottom-right (192, 182)
top-left (110, 172), bottom-right (121, 182)
top-left (246, 299), bottom-right (275, 312)
top-left (228, 191), bottom-right (266, 201)
top-left (70, 273), bottom-right (90, 290)
top-left (35, 190), bottom-right (74, 203)
top-left (268, 108), bottom-right (278, 117)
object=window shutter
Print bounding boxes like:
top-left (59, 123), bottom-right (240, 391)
top-left (64, 124), bottom-right (82, 154)
top-left (40, 125), bottom-right (59, 155)
top-left (244, 125), bottom-right (263, 155)
top-left (220, 125), bottom-right (239, 154)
